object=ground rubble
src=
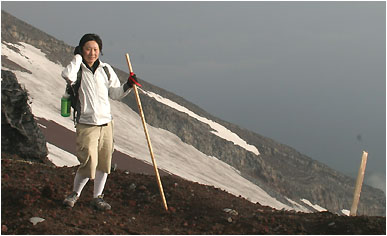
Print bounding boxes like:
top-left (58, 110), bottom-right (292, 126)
top-left (1, 157), bottom-right (385, 235)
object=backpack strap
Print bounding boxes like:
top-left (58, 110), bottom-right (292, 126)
top-left (102, 66), bottom-right (111, 81)
top-left (77, 68), bottom-right (82, 82)
top-left (72, 68), bottom-right (83, 126)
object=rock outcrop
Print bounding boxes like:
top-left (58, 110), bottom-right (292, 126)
top-left (1, 69), bottom-right (50, 165)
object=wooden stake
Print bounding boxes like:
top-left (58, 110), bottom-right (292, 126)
top-left (125, 53), bottom-right (168, 211)
top-left (349, 151), bottom-right (368, 216)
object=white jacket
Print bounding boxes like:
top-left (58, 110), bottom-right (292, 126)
top-left (61, 54), bottom-right (131, 125)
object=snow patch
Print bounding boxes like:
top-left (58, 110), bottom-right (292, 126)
top-left (37, 123), bottom-right (47, 129)
top-left (301, 198), bottom-right (327, 212)
top-left (285, 197), bottom-right (311, 213)
top-left (47, 143), bottom-right (79, 167)
top-left (142, 89), bottom-right (260, 156)
top-left (341, 209), bottom-right (350, 216)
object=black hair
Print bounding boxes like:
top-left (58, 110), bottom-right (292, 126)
top-left (79, 33), bottom-right (103, 54)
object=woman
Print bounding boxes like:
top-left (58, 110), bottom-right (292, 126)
top-left (62, 33), bottom-right (139, 211)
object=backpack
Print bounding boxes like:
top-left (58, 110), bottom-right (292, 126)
top-left (66, 66), bottom-right (111, 125)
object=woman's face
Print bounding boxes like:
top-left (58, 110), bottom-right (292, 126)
top-left (82, 40), bottom-right (100, 67)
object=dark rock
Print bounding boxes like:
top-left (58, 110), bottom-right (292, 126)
top-left (1, 70), bottom-right (50, 165)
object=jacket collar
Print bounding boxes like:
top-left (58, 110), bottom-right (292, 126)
top-left (82, 58), bottom-right (101, 74)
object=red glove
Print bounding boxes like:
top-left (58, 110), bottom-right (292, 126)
top-left (128, 72), bottom-right (141, 87)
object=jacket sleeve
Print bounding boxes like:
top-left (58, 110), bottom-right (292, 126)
top-left (106, 64), bottom-right (132, 100)
top-left (61, 54), bottom-right (83, 84)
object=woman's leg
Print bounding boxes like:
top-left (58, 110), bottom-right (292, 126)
top-left (93, 170), bottom-right (107, 198)
top-left (73, 171), bottom-right (89, 196)
top-left (91, 121), bottom-right (114, 210)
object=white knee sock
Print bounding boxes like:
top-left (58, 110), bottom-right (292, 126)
top-left (93, 170), bottom-right (108, 198)
top-left (73, 172), bottom-right (89, 197)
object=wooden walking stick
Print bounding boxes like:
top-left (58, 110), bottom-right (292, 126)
top-left (125, 53), bottom-right (168, 211)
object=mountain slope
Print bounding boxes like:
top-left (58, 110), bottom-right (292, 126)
top-left (1, 15), bottom-right (294, 212)
top-left (2, 65), bottom-right (385, 235)
top-left (1, 10), bottom-right (385, 216)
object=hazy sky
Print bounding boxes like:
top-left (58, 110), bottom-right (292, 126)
top-left (2, 1), bottom-right (385, 192)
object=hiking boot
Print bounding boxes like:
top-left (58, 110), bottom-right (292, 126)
top-left (91, 194), bottom-right (111, 211)
top-left (63, 191), bottom-right (79, 208)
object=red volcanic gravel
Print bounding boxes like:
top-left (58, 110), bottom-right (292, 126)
top-left (1, 158), bottom-right (385, 235)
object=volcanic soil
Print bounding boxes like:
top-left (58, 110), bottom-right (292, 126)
top-left (1, 155), bottom-right (386, 235)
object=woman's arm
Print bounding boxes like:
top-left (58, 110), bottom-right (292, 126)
top-left (61, 54), bottom-right (83, 84)
top-left (106, 65), bottom-right (133, 100)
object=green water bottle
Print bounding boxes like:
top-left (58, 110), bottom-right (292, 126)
top-left (61, 92), bottom-right (71, 117)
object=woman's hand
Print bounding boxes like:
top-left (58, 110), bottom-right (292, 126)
top-left (127, 73), bottom-right (141, 88)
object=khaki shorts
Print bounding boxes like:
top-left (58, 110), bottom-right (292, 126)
top-left (75, 121), bottom-right (114, 179)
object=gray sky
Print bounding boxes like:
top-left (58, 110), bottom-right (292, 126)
top-left (2, 1), bottom-right (385, 192)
